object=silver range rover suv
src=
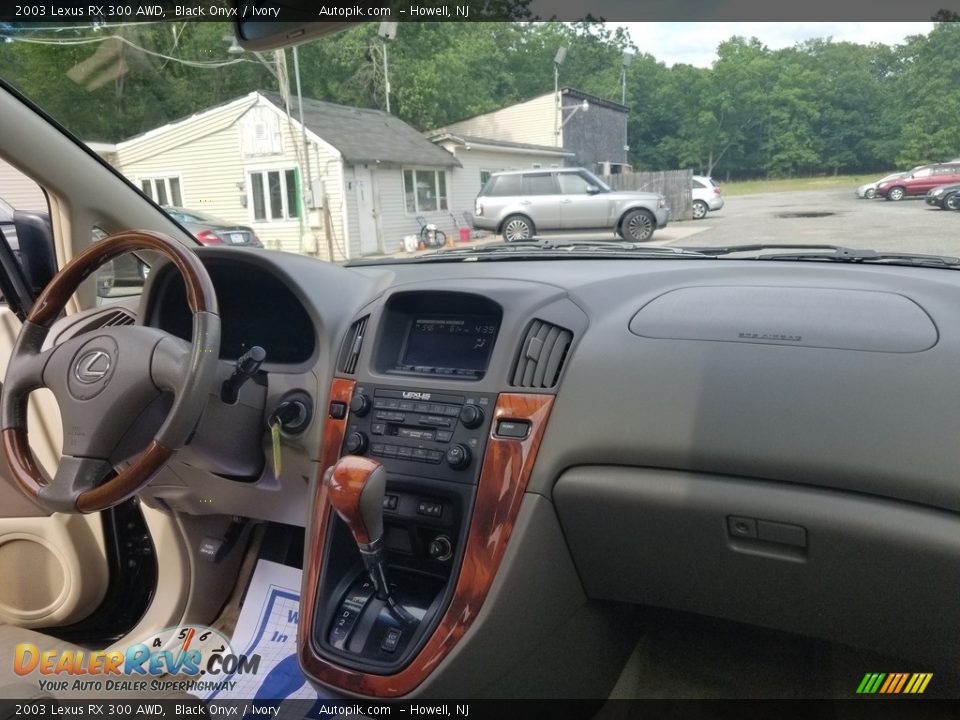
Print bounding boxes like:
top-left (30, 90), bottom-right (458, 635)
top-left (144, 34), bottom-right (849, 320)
top-left (473, 167), bottom-right (670, 242)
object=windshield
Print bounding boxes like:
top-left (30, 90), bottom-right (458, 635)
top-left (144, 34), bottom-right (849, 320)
top-left (1, 18), bottom-right (957, 265)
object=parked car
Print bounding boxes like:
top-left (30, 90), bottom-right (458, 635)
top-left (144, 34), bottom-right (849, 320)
top-left (692, 175), bottom-right (724, 219)
top-left (163, 206), bottom-right (263, 247)
top-left (876, 163), bottom-right (960, 200)
top-left (925, 182), bottom-right (960, 210)
top-left (856, 171), bottom-right (912, 199)
top-left (473, 167), bottom-right (670, 242)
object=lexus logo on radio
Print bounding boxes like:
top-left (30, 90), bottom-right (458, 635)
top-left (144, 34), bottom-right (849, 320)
top-left (402, 391), bottom-right (432, 400)
top-left (74, 350), bottom-right (112, 384)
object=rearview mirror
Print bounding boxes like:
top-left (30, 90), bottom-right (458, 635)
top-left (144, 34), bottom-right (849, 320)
top-left (233, 1), bottom-right (358, 51)
top-left (586, 185), bottom-right (601, 195)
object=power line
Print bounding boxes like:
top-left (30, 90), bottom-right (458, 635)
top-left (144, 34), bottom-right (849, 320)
top-left (7, 34), bottom-right (260, 68)
top-left (1, 21), bottom-right (163, 32)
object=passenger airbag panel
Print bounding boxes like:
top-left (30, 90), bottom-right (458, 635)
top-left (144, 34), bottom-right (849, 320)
top-left (629, 286), bottom-right (937, 352)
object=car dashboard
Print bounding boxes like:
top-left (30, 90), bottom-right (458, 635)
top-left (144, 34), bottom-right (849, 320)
top-left (123, 246), bottom-right (960, 697)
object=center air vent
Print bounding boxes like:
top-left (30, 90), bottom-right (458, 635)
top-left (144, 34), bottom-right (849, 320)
top-left (338, 316), bottom-right (368, 374)
top-left (511, 319), bottom-right (573, 388)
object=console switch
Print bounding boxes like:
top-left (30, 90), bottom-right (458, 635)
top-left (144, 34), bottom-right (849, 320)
top-left (496, 420), bottom-right (530, 439)
top-left (381, 628), bottom-right (403, 653)
top-left (417, 500), bottom-right (443, 518)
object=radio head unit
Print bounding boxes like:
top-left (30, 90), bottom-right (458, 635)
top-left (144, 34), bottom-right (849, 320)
top-left (373, 292), bottom-right (503, 380)
top-left (394, 315), bottom-right (499, 378)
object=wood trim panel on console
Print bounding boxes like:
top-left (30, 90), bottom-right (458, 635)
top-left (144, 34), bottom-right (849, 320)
top-left (299, 390), bottom-right (554, 697)
top-left (317, 378), bottom-right (356, 476)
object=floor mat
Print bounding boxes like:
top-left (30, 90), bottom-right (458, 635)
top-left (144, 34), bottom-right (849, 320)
top-left (197, 559), bottom-right (331, 703)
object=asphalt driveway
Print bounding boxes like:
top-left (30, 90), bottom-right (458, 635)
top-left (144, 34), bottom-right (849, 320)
top-left (656, 189), bottom-right (960, 256)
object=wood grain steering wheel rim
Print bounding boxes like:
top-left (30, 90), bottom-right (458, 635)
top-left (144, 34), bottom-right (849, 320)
top-left (0, 230), bottom-right (220, 513)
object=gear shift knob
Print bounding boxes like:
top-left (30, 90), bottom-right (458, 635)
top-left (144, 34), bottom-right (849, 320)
top-left (323, 456), bottom-right (418, 625)
top-left (325, 455), bottom-right (387, 550)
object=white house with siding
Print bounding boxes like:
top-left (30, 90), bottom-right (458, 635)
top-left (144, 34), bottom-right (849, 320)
top-left (433, 88), bottom-right (630, 174)
top-left (109, 91), bottom-right (461, 259)
top-left (0, 159), bottom-right (48, 214)
top-left (435, 92), bottom-right (560, 149)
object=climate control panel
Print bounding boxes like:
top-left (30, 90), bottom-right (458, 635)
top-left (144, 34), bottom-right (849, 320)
top-left (341, 385), bottom-right (494, 484)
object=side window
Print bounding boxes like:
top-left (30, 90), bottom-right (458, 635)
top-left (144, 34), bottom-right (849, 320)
top-left (94, 226), bottom-right (149, 302)
top-left (692, 179), bottom-right (706, 189)
top-left (557, 173), bottom-right (592, 194)
top-left (521, 173), bottom-right (556, 196)
top-left (490, 174), bottom-right (521, 197)
top-left (913, 168), bottom-right (933, 178)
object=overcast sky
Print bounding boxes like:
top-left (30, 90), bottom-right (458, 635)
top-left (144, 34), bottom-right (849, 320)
top-left (616, 22), bottom-right (935, 67)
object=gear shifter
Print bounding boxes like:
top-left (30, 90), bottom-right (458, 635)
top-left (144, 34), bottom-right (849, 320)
top-left (325, 456), bottom-right (417, 625)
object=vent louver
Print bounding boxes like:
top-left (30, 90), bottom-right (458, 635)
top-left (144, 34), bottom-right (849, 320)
top-left (511, 319), bottom-right (573, 388)
top-left (98, 309), bottom-right (136, 327)
top-left (338, 316), bottom-right (368, 374)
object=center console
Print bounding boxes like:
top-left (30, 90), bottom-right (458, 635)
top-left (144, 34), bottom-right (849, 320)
top-left (300, 291), bottom-right (557, 696)
top-left (315, 381), bottom-right (495, 672)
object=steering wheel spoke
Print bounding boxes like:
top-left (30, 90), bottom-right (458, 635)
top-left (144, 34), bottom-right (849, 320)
top-left (39, 455), bottom-right (114, 514)
top-left (150, 334), bottom-right (192, 392)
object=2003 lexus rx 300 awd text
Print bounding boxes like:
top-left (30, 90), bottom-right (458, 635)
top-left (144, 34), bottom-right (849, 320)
top-left (0, 6), bottom-right (958, 718)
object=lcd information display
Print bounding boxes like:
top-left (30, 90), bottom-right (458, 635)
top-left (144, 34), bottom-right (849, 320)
top-left (400, 316), bottom-right (499, 373)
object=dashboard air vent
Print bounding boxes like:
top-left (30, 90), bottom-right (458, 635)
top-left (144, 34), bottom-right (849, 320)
top-left (511, 319), bottom-right (573, 388)
top-left (97, 309), bottom-right (136, 327)
top-left (338, 316), bottom-right (369, 374)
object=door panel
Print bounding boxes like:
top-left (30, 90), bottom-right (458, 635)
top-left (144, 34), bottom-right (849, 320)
top-left (558, 171), bottom-right (613, 229)
top-left (0, 160), bottom-right (109, 627)
top-left (520, 172), bottom-right (561, 230)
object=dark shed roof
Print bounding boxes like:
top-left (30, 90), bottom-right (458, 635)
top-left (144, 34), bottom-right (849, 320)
top-left (262, 92), bottom-right (459, 167)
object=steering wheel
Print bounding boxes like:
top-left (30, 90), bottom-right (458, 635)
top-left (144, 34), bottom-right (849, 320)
top-left (0, 230), bottom-right (220, 513)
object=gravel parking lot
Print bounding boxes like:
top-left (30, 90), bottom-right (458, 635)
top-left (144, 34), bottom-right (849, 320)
top-left (655, 188), bottom-right (960, 256)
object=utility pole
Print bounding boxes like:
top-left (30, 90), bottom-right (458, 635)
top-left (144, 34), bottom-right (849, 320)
top-left (554, 47), bottom-right (566, 147)
top-left (378, 22), bottom-right (398, 113)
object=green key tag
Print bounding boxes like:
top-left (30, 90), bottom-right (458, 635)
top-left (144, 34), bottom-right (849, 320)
top-left (270, 420), bottom-right (282, 478)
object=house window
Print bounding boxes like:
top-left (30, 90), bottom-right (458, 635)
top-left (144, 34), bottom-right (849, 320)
top-left (403, 169), bottom-right (448, 214)
top-left (139, 176), bottom-right (182, 207)
top-left (248, 168), bottom-right (300, 222)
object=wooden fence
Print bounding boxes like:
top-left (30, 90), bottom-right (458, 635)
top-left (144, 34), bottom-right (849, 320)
top-left (599, 169), bottom-right (693, 222)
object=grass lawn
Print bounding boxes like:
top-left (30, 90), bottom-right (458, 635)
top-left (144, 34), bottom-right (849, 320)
top-left (719, 173), bottom-right (892, 196)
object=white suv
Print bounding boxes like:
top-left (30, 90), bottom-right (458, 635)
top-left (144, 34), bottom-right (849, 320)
top-left (473, 168), bottom-right (670, 242)
top-left (692, 175), bottom-right (724, 219)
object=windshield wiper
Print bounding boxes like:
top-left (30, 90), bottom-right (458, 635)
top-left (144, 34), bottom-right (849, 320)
top-left (684, 244), bottom-right (960, 268)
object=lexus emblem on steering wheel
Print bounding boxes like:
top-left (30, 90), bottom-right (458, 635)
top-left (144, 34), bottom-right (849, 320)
top-left (74, 350), bottom-right (112, 384)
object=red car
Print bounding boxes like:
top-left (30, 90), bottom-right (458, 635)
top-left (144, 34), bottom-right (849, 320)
top-left (876, 162), bottom-right (960, 200)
